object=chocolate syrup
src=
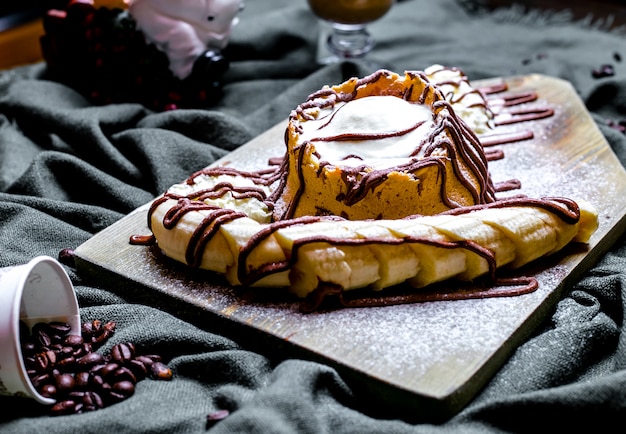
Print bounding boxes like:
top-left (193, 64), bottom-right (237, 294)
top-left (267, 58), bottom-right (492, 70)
top-left (129, 234), bottom-right (155, 245)
top-left (301, 276), bottom-right (539, 312)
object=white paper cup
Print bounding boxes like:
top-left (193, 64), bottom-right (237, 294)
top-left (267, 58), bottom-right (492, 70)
top-left (0, 256), bottom-right (80, 404)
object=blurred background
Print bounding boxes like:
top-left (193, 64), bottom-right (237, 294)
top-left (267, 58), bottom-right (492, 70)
top-left (0, 1), bottom-right (67, 69)
top-left (1, 0), bottom-right (625, 71)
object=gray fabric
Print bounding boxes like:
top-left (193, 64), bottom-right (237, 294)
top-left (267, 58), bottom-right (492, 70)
top-left (1, 0), bottom-right (626, 432)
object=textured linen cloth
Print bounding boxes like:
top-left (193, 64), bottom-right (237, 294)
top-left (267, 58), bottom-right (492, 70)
top-left (1, 0), bottom-right (626, 432)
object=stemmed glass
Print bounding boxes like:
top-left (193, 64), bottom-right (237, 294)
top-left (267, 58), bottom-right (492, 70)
top-left (307, 0), bottom-right (395, 66)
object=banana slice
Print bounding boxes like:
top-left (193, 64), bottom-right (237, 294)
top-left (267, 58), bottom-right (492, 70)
top-left (573, 199), bottom-right (599, 243)
top-left (150, 199), bottom-right (235, 273)
top-left (468, 207), bottom-right (558, 268)
top-left (352, 223), bottom-right (420, 290)
top-left (386, 220), bottom-right (467, 288)
top-left (520, 206), bottom-right (578, 255)
top-left (289, 243), bottom-right (351, 296)
top-left (419, 214), bottom-right (516, 280)
top-left (274, 220), bottom-right (380, 296)
top-left (220, 218), bottom-right (290, 287)
top-left (290, 242), bottom-right (380, 297)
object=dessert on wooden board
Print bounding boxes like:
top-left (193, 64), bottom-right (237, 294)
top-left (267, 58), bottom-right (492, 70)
top-left (131, 67), bottom-right (599, 311)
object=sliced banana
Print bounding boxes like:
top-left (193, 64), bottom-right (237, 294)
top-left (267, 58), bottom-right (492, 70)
top-left (352, 223), bottom-right (420, 290)
top-left (274, 220), bottom-right (380, 295)
top-left (150, 192), bottom-right (599, 300)
top-left (386, 219), bottom-right (467, 288)
top-left (419, 214), bottom-right (516, 280)
top-left (573, 198), bottom-right (599, 243)
top-left (150, 199), bottom-right (235, 273)
top-left (220, 218), bottom-right (290, 287)
top-left (468, 207), bottom-right (558, 268)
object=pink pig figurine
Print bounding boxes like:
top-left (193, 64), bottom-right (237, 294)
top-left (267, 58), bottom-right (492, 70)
top-left (127, 0), bottom-right (244, 80)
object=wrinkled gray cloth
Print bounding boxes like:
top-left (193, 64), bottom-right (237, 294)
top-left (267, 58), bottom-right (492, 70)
top-left (1, 0), bottom-right (626, 432)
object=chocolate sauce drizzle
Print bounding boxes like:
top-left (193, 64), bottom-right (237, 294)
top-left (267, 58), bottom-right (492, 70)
top-left (300, 277), bottom-right (539, 313)
top-left (132, 68), bottom-right (561, 312)
top-left (494, 107), bottom-right (554, 126)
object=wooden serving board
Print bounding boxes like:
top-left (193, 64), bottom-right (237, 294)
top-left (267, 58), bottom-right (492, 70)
top-left (74, 74), bottom-right (626, 422)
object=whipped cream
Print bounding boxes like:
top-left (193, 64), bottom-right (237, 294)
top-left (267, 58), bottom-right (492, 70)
top-left (167, 173), bottom-right (272, 223)
top-left (298, 96), bottom-right (435, 169)
top-left (425, 64), bottom-right (493, 134)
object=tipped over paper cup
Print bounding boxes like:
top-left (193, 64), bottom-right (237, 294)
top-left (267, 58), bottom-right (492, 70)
top-left (0, 256), bottom-right (80, 404)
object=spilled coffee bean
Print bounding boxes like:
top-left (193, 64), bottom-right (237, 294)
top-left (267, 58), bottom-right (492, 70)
top-left (20, 319), bottom-right (173, 416)
top-left (592, 63), bottom-right (615, 78)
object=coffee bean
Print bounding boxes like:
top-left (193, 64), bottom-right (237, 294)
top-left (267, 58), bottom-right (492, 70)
top-left (56, 356), bottom-right (76, 372)
top-left (51, 399), bottom-right (78, 416)
top-left (112, 366), bottom-right (137, 384)
top-left (81, 321), bottom-right (94, 337)
top-left (89, 373), bottom-right (106, 390)
top-left (102, 321), bottom-right (116, 334)
top-left (50, 343), bottom-right (64, 353)
top-left (74, 371), bottom-right (90, 389)
top-left (30, 373), bottom-right (50, 388)
top-left (47, 322), bottom-right (72, 335)
top-left (150, 362), bottom-right (173, 381)
top-left (21, 341), bottom-right (36, 356)
top-left (60, 345), bottom-right (74, 355)
top-left (110, 342), bottom-right (135, 364)
top-left (24, 357), bottom-right (36, 370)
top-left (35, 329), bottom-right (52, 348)
top-left (31, 322), bottom-right (47, 334)
top-left (34, 352), bottom-right (50, 372)
top-left (134, 355), bottom-right (156, 367)
top-left (93, 329), bottom-right (113, 345)
top-left (20, 320), bottom-right (173, 416)
top-left (68, 390), bottom-right (86, 400)
top-left (82, 391), bottom-right (104, 410)
top-left (75, 342), bottom-right (92, 357)
top-left (111, 380), bottom-right (135, 399)
top-left (127, 359), bottom-right (148, 380)
top-left (50, 335), bottom-right (64, 345)
top-left (45, 350), bottom-right (57, 365)
top-left (95, 362), bottom-right (120, 379)
top-left (63, 334), bottom-right (84, 347)
top-left (55, 373), bottom-right (76, 395)
top-left (81, 320), bottom-right (116, 348)
top-left (39, 383), bottom-right (57, 399)
top-left (77, 351), bottom-right (105, 367)
top-left (91, 320), bottom-right (102, 333)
